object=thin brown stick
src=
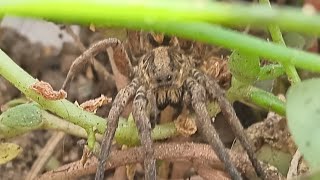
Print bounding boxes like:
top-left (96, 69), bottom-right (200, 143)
top-left (36, 142), bottom-right (281, 180)
top-left (107, 47), bottom-right (130, 90)
top-left (287, 149), bottom-right (302, 179)
top-left (113, 166), bottom-right (127, 180)
top-left (26, 131), bottom-right (66, 180)
top-left (197, 167), bottom-right (230, 180)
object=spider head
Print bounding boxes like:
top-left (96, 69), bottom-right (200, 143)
top-left (139, 46), bottom-right (190, 90)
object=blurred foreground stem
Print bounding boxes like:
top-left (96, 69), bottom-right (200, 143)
top-left (259, 0), bottom-right (301, 84)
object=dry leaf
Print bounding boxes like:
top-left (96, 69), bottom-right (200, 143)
top-left (200, 56), bottom-right (231, 89)
top-left (80, 94), bottom-right (112, 113)
top-left (0, 143), bottom-right (22, 164)
top-left (31, 81), bottom-right (67, 100)
top-left (175, 112), bottom-right (197, 137)
top-left (112, 45), bottom-right (131, 78)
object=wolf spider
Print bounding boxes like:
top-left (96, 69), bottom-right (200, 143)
top-left (62, 33), bottom-right (266, 180)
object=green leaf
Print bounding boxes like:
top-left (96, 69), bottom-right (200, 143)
top-left (286, 78), bottom-right (320, 169)
top-left (1, 103), bottom-right (42, 128)
top-left (0, 103), bottom-right (43, 138)
top-left (283, 32), bottom-right (306, 50)
top-left (228, 51), bottom-right (260, 84)
top-left (0, 142), bottom-right (22, 164)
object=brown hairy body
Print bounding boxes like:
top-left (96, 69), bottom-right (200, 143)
top-left (62, 33), bottom-right (266, 180)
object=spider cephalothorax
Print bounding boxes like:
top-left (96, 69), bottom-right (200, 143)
top-left (62, 35), bottom-right (266, 180)
top-left (137, 46), bottom-right (191, 109)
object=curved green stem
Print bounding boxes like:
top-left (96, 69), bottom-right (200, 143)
top-left (228, 79), bottom-right (285, 116)
top-left (158, 22), bottom-right (320, 72)
top-left (42, 110), bottom-right (95, 139)
top-left (0, 103), bottom-right (178, 145)
top-left (259, 0), bottom-right (301, 84)
top-left (0, 49), bottom-right (106, 133)
top-left (247, 86), bottom-right (286, 116)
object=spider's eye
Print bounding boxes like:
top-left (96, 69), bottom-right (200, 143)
top-left (156, 78), bottom-right (162, 83)
top-left (167, 75), bottom-right (172, 81)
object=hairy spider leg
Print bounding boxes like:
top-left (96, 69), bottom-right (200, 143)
top-left (133, 86), bottom-right (156, 180)
top-left (192, 69), bottom-right (267, 179)
top-left (95, 78), bottom-right (139, 180)
top-left (185, 77), bottom-right (242, 180)
top-left (62, 38), bottom-right (129, 90)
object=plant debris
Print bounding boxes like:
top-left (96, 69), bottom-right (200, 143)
top-left (30, 81), bottom-right (67, 100)
top-left (78, 94), bottom-right (112, 113)
top-left (174, 112), bottom-right (197, 137)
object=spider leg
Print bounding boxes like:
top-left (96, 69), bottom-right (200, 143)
top-left (191, 69), bottom-right (266, 179)
top-left (185, 78), bottom-right (242, 180)
top-left (132, 86), bottom-right (156, 180)
top-left (95, 78), bottom-right (140, 180)
top-left (62, 38), bottom-right (131, 90)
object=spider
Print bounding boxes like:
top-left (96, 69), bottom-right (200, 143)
top-left (62, 32), bottom-right (266, 180)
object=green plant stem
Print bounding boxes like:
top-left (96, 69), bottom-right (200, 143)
top-left (247, 86), bottom-right (286, 116)
top-left (1, 0), bottom-right (320, 36)
top-left (22, 21), bottom-right (320, 72)
top-left (156, 22), bottom-right (320, 72)
top-left (0, 103), bottom-right (178, 144)
top-left (0, 50), bottom-right (177, 143)
top-left (42, 110), bottom-right (97, 140)
top-left (78, 21), bottom-right (320, 73)
top-left (259, 0), bottom-right (287, 46)
top-left (259, 0), bottom-right (301, 84)
top-left (0, 98), bottom-right (28, 111)
top-left (282, 65), bottom-right (301, 84)
top-left (115, 118), bottom-right (177, 146)
top-left (228, 79), bottom-right (285, 116)
top-left (0, 50), bottom-right (106, 133)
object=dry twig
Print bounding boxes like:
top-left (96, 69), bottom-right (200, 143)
top-left (36, 142), bottom-right (282, 180)
top-left (26, 132), bottom-right (66, 180)
top-left (287, 150), bottom-right (302, 179)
